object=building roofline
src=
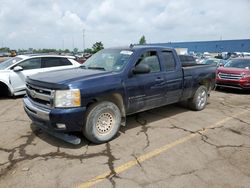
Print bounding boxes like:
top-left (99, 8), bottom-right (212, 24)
top-left (151, 39), bottom-right (250, 45)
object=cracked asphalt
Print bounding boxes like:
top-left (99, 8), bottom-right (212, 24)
top-left (0, 89), bottom-right (250, 188)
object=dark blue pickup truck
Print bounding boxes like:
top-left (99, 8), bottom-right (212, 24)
top-left (23, 46), bottom-right (216, 144)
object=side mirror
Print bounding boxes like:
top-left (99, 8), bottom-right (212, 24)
top-left (133, 64), bottom-right (150, 74)
top-left (13, 66), bottom-right (23, 72)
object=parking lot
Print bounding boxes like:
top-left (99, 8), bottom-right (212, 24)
top-left (0, 89), bottom-right (249, 188)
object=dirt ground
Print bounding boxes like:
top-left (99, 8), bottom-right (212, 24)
top-left (0, 89), bottom-right (250, 188)
top-left (0, 57), bottom-right (7, 63)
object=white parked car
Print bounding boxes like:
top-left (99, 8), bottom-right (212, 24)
top-left (0, 54), bottom-right (80, 96)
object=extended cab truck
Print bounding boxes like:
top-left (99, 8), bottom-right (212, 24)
top-left (23, 46), bottom-right (216, 144)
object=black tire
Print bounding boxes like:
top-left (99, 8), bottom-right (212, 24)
top-left (0, 82), bottom-right (10, 98)
top-left (83, 101), bottom-right (121, 144)
top-left (188, 86), bottom-right (208, 111)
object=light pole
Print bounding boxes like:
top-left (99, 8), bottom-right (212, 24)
top-left (72, 37), bottom-right (75, 51)
top-left (82, 29), bottom-right (85, 54)
top-left (62, 39), bottom-right (64, 50)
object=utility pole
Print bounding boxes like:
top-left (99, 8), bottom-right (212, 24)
top-left (82, 29), bottom-right (85, 53)
top-left (72, 37), bottom-right (75, 51)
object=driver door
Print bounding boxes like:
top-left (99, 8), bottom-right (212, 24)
top-left (9, 58), bottom-right (42, 93)
top-left (125, 50), bottom-right (167, 114)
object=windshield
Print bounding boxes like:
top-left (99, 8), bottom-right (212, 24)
top-left (224, 59), bottom-right (250, 69)
top-left (82, 49), bottom-right (133, 72)
top-left (0, 57), bottom-right (23, 70)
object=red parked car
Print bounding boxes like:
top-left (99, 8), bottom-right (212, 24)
top-left (216, 58), bottom-right (250, 90)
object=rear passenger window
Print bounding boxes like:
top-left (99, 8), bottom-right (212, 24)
top-left (42, 57), bottom-right (72, 68)
top-left (188, 56), bottom-right (195, 61)
top-left (60, 58), bottom-right (72, 66)
top-left (136, 51), bottom-right (160, 72)
top-left (162, 51), bottom-right (176, 71)
top-left (42, 57), bottom-right (61, 68)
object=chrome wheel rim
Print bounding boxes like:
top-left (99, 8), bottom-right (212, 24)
top-left (197, 90), bottom-right (207, 109)
top-left (96, 112), bottom-right (115, 135)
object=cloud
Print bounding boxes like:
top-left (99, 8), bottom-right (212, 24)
top-left (0, 0), bottom-right (249, 50)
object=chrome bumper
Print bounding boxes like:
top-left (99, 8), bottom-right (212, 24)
top-left (23, 97), bottom-right (50, 121)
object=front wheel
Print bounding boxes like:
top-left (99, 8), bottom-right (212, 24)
top-left (188, 86), bottom-right (208, 111)
top-left (83, 101), bottom-right (121, 144)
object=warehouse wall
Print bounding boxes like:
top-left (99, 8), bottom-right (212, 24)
top-left (151, 39), bottom-right (250, 53)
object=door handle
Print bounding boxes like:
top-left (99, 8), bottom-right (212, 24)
top-left (155, 77), bottom-right (164, 82)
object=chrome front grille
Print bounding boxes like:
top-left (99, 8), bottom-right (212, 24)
top-left (26, 83), bottom-right (54, 108)
top-left (218, 73), bottom-right (242, 80)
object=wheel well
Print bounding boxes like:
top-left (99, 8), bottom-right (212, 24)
top-left (0, 82), bottom-right (10, 97)
top-left (87, 93), bottom-right (126, 117)
top-left (199, 79), bottom-right (212, 96)
top-left (199, 79), bottom-right (210, 90)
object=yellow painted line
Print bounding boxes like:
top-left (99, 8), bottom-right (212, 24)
top-left (77, 110), bottom-right (248, 188)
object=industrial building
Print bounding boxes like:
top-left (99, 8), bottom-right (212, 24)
top-left (151, 39), bottom-right (250, 53)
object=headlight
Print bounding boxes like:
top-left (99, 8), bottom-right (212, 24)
top-left (54, 89), bottom-right (81, 108)
top-left (242, 74), bottom-right (250, 78)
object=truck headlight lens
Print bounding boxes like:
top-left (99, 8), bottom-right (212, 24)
top-left (54, 89), bottom-right (81, 108)
top-left (242, 74), bottom-right (250, 78)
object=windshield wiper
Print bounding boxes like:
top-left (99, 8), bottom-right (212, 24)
top-left (87, 66), bottom-right (106, 71)
top-left (80, 65), bottom-right (106, 71)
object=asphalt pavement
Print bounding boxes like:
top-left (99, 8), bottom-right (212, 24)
top-left (0, 89), bottom-right (250, 188)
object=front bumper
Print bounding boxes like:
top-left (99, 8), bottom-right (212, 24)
top-left (216, 78), bottom-right (250, 90)
top-left (23, 96), bottom-right (86, 132)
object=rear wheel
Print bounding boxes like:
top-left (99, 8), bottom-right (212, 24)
top-left (83, 101), bottom-right (121, 144)
top-left (189, 86), bottom-right (208, 111)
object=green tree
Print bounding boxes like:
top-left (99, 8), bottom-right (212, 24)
top-left (18, 49), bottom-right (26, 53)
top-left (139, 35), bottom-right (146, 45)
top-left (92, 41), bottom-right (104, 53)
top-left (64, 49), bottom-right (70, 53)
top-left (84, 48), bottom-right (93, 54)
top-left (73, 48), bottom-right (78, 54)
top-left (0, 47), bottom-right (10, 52)
top-left (39, 48), bottom-right (57, 53)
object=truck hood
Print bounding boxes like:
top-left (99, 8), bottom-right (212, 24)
top-left (28, 67), bottom-right (114, 86)
top-left (217, 67), bottom-right (250, 75)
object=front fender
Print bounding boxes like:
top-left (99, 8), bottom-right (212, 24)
top-left (0, 78), bottom-right (14, 95)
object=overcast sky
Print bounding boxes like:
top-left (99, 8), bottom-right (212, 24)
top-left (0, 0), bottom-right (250, 50)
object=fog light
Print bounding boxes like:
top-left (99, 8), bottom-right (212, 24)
top-left (56, 123), bottom-right (66, 129)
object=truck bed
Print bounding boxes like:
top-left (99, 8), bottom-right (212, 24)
top-left (181, 64), bottom-right (217, 100)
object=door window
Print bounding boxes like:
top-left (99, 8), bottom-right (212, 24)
top-left (16, 58), bottom-right (41, 70)
top-left (162, 51), bottom-right (176, 71)
top-left (136, 51), bottom-right (160, 72)
top-left (42, 57), bottom-right (72, 68)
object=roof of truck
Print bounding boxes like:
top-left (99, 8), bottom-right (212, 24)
top-left (107, 45), bottom-right (174, 51)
